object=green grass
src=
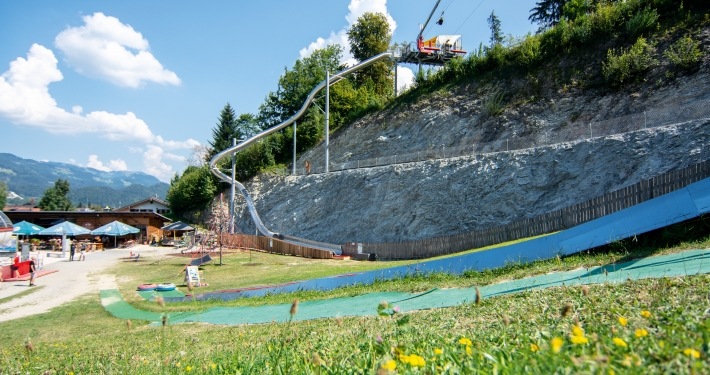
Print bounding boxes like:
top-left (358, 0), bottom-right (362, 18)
top-left (0, 217), bottom-right (709, 373)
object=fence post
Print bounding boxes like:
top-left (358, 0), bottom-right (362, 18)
top-left (442, 145), bottom-right (445, 158)
top-left (644, 111), bottom-right (647, 130)
top-left (506, 139), bottom-right (509, 152)
top-left (589, 122), bottom-right (593, 139)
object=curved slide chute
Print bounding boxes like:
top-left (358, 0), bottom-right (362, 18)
top-left (210, 52), bottom-right (393, 254)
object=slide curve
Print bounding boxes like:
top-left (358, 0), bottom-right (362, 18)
top-left (210, 52), bottom-right (393, 254)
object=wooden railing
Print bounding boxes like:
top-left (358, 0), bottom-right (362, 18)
top-left (360, 159), bottom-right (710, 260)
top-left (225, 234), bottom-right (333, 259)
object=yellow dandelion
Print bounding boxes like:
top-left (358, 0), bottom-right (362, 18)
top-left (618, 317), bottom-right (628, 327)
top-left (175, 362), bottom-right (181, 368)
top-left (399, 354), bottom-right (411, 364)
top-left (465, 346), bottom-right (472, 355)
top-left (381, 360), bottom-right (396, 370)
top-left (571, 325), bottom-right (585, 337)
top-left (570, 335), bottom-right (589, 344)
top-left (551, 337), bottom-right (564, 353)
top-left (459, 338), bottom-right (472, 346)
top-left (530, 343), bottom-right (539, 352)
top-left (613, 338), bottom-right (627, 347)
top-left (410, 355), bottom-right (426, 367)
top-left (635, 328), bottom-right (648, 338)
top-left (640, 310), bottom-right (652, 318)
top-left (609, 370), bottom-right (615, 375)
top-left (186, 365), bottom-right (192, 372)
top-left (211, 364), bottom-right (217, 370)
top-left (683, 348), bottom-right (700, 358)
top-left (434, 348), bottom-right (443, 355)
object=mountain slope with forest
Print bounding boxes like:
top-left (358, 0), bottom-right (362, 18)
top-left (0, 153), bottom-right (168, 206)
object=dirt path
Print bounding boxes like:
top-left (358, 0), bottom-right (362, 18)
top-left (0, 245), bottom-right (177, 322)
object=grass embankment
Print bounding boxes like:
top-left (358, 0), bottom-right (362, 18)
top-left (0, 217), bottom-right (708, 373)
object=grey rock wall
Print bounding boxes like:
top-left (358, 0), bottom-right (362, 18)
top-left (234, 120), bottom-right (710, 244)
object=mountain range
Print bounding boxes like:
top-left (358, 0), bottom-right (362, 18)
top-left (0, 153), bottom-right (169, 207)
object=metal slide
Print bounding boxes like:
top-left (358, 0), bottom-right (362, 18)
top-left (210, 52), bottom-right (393, 254)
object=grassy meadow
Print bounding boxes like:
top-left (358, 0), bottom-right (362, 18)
top-left (0, 217), bottom-right (709, 374)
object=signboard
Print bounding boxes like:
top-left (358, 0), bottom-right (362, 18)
top-left (185, 266), bottom-right (201, 286)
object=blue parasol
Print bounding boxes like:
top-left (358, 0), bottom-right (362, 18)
top-left (91, 221), bottom-right (140, 236)
top-left (12, 221), bottom-right (46, 236)
top-left (38, 221), bottom-right (91, 236)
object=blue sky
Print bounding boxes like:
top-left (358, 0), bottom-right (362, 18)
top-left (0, 0), bottom-right (539, 182)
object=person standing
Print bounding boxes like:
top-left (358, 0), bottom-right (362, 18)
top-left (69, 242), bottom-right (76, 261)
top-left (28, 257), bottom-right (36, 286)
top-left (11, 253), bottom-right (20, 278)
top-left (80, 242), bottom-right (86, 261)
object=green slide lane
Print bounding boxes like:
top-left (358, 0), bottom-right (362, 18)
top-left (99, 249), bottom-right (710, 325)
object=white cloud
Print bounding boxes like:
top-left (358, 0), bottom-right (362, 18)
top-left (396, 65), bottom-right (415, 92)
top-left (163, 152), bottom-right (187, 162)
top-left (54, 12), bottom-right (180, 88)
top-left (87, 154), bottom-right (128, 172)
top-left (299, 0), bottom-right (397, 66)
top-left (128, 146), bottom-right (143, 153)
top-left (142, 145), bottom-right (173, 181)
top-left (0, 44), bottom-right (154, 141)
top-left (155, 135), bottom-right (200, 150)
top-left (69, 158), bottom-right (76, 164)
top-left (0, 44), bottom-right (198, 153)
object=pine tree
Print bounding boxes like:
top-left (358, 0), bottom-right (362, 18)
top-left (207, 103), bottom-right (238, 161)
top-left (529, 0), bottom-right (568, 29)
top-left (487, 11), bottom-right (503, 47)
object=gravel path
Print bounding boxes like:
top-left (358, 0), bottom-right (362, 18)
top-left (0, 245), bottom-right (178, 322)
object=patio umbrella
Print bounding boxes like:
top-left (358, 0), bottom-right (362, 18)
top-left (38, 221), bottom-right (91, 257)
top-left (12, 221), bottom-right (45, 236)
top-left (91, 221), bottom-right (140, 248)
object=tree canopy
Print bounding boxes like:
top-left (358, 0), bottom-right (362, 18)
top-left (38, 179), bottom-right (73, 211)
top-left (165, 166), bottom-right (216, 216)
top-left (529, 0), bottom-right (568, 29)
top-left (207, 104), bottom-right (260, 162)
top-left (347, 12), bottom-right (394, 97)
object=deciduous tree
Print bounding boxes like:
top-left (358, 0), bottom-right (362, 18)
top-left (165, 166), bottom-right (216, 217)
top-left (347, 12), bottom-right (393, 97)
top-left (38, 179), bottom-right (73, 211)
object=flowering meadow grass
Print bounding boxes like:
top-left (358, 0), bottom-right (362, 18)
top-left (0, 275), bottom-right (708, 374)
top-left (1, 217), bottom-right (709, 373)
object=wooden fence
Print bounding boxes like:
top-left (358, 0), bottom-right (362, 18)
top-left (363, 159), bottom-right (710, 259)
top-left (226, 234), bottom-right (334, 259)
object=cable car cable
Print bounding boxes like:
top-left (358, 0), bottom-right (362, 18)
top-left (453, 0), bottom-right (486, 35)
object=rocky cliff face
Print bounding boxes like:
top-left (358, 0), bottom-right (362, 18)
top-left (232, 37), bottom-right (710, 245)
top-left (234, 119), bottom-right (710, 244)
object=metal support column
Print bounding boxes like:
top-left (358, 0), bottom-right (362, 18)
top-left (325, 70), bottom-right (330, 173)
top-left (292, 121), bottom-right (297, 175)
top-left (230, 138), bottom-right (236, 234)
top-left (394, 63), bottom-right (398, 97)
